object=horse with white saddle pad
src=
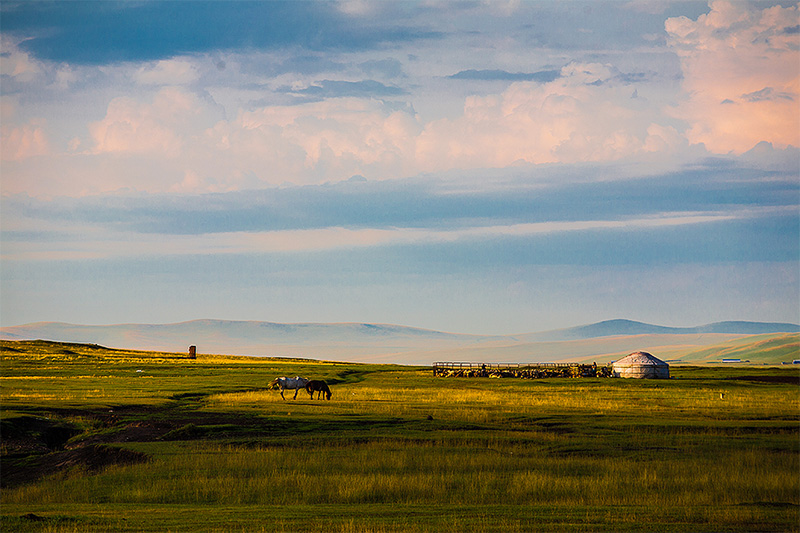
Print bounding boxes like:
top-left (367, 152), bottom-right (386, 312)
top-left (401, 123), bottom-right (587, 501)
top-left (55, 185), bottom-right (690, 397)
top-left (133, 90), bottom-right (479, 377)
top-left (269, 376), bottom-right (309, 400)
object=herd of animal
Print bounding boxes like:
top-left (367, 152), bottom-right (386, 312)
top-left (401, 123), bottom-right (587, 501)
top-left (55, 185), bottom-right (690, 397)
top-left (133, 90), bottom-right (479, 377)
top-left (269, 376), bottom-right (332, 400)
top-left (433, 362), bottom-right (613, 379)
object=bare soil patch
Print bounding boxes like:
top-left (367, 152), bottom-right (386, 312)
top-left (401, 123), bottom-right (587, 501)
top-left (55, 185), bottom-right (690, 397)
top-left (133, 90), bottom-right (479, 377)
top-left (1, 404), bottom-right (274, 489)
top-left (2, 444), bottom-right (148, 489)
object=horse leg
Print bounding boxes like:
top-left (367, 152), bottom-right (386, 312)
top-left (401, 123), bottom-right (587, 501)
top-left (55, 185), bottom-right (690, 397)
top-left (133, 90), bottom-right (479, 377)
top-left (293, 387), bottom-right (299, 399)
top-left (280, 387), bottom-right (286, 400)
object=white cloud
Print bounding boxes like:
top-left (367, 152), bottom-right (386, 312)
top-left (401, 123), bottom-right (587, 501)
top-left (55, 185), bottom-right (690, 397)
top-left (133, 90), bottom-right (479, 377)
top-left (134, 59), bottom-right (200, 86)
top-left (0, 37), bottom-right (43, 83)
top-left (54, 65), bottom-right (78, 89)
top-left (665, 0), bottom-right (800, 153)
top-left (1, 207), bottom-right (766, 261)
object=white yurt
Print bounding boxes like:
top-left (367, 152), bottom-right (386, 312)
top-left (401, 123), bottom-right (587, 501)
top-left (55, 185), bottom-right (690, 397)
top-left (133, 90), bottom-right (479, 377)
top-left (612, 351), bottom-right (670, 379)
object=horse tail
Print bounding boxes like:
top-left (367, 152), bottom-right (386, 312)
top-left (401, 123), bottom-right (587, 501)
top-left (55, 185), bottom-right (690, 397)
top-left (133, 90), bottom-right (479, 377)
top-left (268, 378), bottom-right (280, 389)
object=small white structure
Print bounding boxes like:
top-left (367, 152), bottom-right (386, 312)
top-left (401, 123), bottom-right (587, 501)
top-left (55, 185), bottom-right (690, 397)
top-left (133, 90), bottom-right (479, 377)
top-left (612, 351), bottom-right (670, 379)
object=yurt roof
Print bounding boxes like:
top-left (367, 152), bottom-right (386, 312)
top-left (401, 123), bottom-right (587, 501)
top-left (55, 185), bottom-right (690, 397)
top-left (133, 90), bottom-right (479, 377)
top-left (614, 351), bottom-right (668, 366)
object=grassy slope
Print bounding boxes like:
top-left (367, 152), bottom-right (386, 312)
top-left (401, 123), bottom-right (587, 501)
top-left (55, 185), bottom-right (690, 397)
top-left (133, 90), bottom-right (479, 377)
top-left (1, 340), bottom-right (798, 532)
top-left (677, 333), bottom-right (800, 364)
top-left (561, 332), bottom-right (800, 365)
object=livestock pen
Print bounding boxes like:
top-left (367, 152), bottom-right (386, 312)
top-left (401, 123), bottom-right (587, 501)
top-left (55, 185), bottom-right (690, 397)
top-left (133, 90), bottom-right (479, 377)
top-left (432, 361), bottom-right (613, 378)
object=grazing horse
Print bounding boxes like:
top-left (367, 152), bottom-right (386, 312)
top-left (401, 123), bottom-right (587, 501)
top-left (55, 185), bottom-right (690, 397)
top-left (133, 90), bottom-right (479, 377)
top-left (269, 376), bottom-right (309, 400)
top-left (305, 380), bottom-right (332, 400)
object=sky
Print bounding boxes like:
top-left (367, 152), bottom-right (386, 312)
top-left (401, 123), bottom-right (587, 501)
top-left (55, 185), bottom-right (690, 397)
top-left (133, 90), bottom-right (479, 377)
top-left (1, 0), bottom-right (798, 335)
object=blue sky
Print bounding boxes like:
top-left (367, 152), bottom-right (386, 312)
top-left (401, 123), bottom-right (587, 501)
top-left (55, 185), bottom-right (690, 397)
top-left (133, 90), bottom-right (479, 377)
top-left (1, 0), bottom-right (798, 334)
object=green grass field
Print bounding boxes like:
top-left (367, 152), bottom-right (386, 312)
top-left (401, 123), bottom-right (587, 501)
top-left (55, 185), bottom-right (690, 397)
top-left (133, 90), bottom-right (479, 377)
top-left (1, 340), bottom-right (798, 532)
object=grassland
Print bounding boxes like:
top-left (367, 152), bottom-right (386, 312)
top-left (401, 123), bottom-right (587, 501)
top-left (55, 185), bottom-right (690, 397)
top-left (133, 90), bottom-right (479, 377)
top-left (1, 340), bottom-right (798, 532)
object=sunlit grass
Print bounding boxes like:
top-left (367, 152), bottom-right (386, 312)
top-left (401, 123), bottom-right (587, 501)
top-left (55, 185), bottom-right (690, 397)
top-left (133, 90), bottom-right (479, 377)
top-left (2, 341), bottom-right (798, 532)
top-left (209, 378), bottom-right (800, 424)
top-left (7, 441), bottom-right (796, 509)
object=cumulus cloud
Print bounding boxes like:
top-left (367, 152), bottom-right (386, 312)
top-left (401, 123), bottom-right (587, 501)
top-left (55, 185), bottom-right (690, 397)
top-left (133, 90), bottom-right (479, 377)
top-left (89, 87), bottom-right (210, 157)
top-left (203, 97), bottom-right (422, 186)
top-left (0, 119), bottom-right (50, 161)
top-left (416, 62), bottom-right (683, 170)
top-left (3, 57), bottom-right (689, 193)
top-left (4, 1), bottom-right (796, 197)
top-left (666, 0), bottom-right (799, 153)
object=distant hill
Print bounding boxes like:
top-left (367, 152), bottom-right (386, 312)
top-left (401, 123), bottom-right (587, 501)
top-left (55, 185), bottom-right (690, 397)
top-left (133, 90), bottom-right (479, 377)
top-left (518, 319), bottom-right (800, 342)
top-left (0, 320), bottom-right (489, 361)
top-left (1, 319), bottom-right (797, 364)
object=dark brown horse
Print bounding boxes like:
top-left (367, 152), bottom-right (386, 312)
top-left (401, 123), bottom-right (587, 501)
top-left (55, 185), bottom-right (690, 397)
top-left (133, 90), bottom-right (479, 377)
top-left (305, 380), bottom-right (332, 400)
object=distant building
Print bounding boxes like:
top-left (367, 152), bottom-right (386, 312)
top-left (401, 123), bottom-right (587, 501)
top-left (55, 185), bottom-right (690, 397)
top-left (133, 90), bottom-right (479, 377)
top-left (722, 358), bottom-right (741, 363)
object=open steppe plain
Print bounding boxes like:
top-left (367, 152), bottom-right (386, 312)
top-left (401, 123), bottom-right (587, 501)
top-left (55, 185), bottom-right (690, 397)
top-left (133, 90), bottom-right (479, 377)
top-left (1, 340), bottom-right (798, 532)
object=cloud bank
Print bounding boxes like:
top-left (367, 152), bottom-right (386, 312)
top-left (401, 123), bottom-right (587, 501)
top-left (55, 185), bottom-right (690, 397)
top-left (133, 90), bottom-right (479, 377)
top-left (1, 1), bottom-right (797, 333)
top-left (1, 1), bottom-right (795, 196)
top-left (666, 0), bottom-right (799, 152)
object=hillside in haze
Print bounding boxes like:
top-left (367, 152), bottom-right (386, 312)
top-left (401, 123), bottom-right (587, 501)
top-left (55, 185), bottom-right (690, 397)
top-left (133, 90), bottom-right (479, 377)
top-left (514, 319), bottom-right (800, 341)
top-left (1, 319), bottom-right (797, 365)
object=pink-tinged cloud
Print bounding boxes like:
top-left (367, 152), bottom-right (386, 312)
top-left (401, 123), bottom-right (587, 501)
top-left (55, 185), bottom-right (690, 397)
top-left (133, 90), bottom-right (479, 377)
top-left (666, 1), bottom-right (799, 153)
top-left (7, 0), bottom-right (796, 198)
top-left (204, 98), bottom-right (422, 186)
top-left (1, 120), bottom-right (50, 161)
top-left (415, 62), bottom-right (681, 171)
top-left (89, 87), bottom-right (206, 157)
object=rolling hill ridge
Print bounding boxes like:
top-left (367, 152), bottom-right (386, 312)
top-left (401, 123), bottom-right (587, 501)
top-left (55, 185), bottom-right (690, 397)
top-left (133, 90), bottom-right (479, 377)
top-left (1, 319), bottom-right (797, 364)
